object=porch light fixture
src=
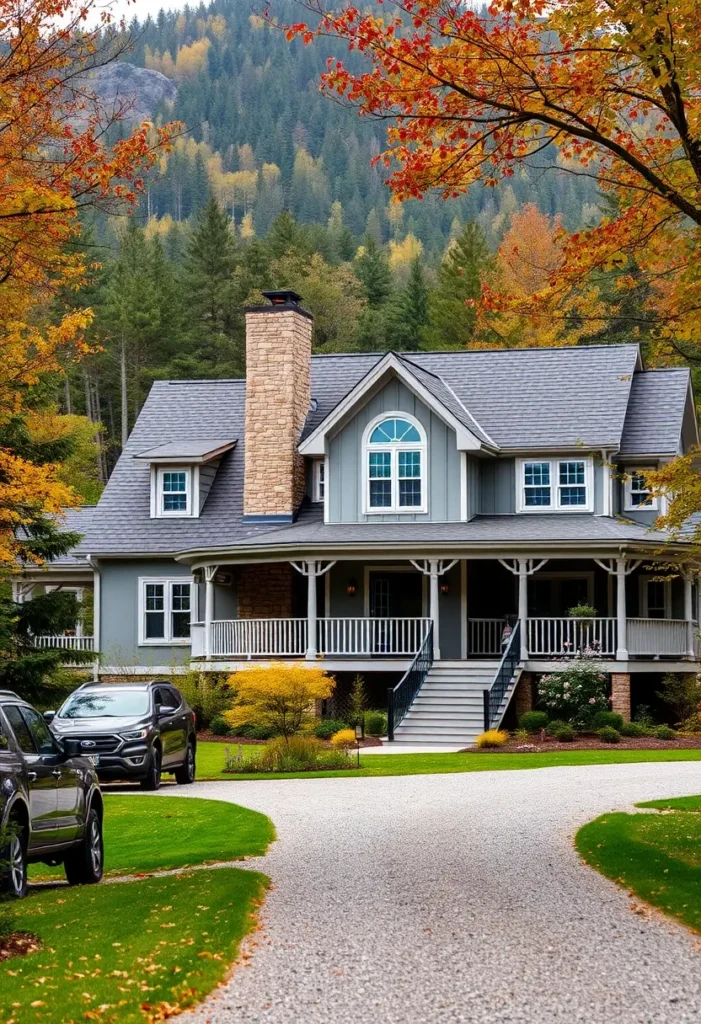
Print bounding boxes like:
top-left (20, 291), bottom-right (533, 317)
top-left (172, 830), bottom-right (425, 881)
top-left (440, 581), bottom-right (450, 595)
top-left (346, 578), bottom-right (357, 597)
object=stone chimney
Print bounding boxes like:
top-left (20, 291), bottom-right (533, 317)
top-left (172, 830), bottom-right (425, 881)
top-left (243, 290), bottom-right (313, 521)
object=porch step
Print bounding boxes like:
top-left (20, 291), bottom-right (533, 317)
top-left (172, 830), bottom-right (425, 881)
top-left (391, 659), bottom-right (515, 747)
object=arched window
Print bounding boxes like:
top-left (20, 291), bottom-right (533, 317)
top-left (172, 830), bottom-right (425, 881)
top-left (364, 414), bottom-right (427, 513)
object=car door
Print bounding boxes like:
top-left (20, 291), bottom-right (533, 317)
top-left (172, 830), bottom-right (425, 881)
top-left (22, 706), bottom-right (83, 843)
top-left (154, 687), bottom-right (186, 766)
top-left (3, 705), bottom-right (59, 849)
top-left (0, 710), bottom-right (23, 824)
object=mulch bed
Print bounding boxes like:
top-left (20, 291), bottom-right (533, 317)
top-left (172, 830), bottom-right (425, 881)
top-left (466, 734), bottom-right (701, 753)
top-left (0, 932), bottom-right (41, 962)
top-left (198, 732), bottom-right (382, 747)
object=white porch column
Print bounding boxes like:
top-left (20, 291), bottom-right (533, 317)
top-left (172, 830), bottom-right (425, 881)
top-left (306, 559), bottom-right (318, 660)
top-left (684, 574), bottom-right (696, 659)
top-left (615, 557), bottom-right (628, 660)
top-left (204, 566), bottom-right (216, 661)
top-left (429, 558), bottom-right (441, 660)
top-left (518, 558), bottom-right (529, 662)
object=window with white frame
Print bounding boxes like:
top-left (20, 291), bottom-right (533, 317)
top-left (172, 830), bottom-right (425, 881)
top-left (518, 458), bottom-right (593, 512)
top-left (624, 468), bottom-right (657, 510)
top-left (364, 415), bottom-right (427, 513)
top-left (312, 459), bottom-right (325, 503)
top-left (139, 579), bottom-right (194, 644)
top-left (152, 467), bottom-right (195, 518)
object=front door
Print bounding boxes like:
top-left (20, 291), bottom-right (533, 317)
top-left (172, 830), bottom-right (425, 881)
top-left (369, 571), bottom-right (423, 653)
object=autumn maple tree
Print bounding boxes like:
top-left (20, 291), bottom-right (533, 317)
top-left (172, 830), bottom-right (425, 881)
top-left (0, 0), bottom-right (179, 567)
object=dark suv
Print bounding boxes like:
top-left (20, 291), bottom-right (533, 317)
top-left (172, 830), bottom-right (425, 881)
top-left (47, 681), bottom-right (197, 790)
top-left (0, 690), bottom-right (104, 899)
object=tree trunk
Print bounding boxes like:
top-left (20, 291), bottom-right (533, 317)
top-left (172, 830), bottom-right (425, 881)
top-left (64, 377), bottom-right (72, 415)
top-left (120, 336), bottom-right (128, 450)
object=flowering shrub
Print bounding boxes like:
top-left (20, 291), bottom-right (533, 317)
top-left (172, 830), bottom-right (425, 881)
top-left (537, 660), bottom-right (609, 728)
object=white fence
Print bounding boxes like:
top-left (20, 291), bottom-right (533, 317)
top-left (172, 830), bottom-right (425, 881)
top-left (526, 618), bottom-right (617, 657)
top-left (211, 618), bottom-right (308, 657)
top-left (627, 618), bottom-right (692, 657)
top-left (468, 618), bottom-right (505, 656)
top-left (32, 635), bottom-right (94, 652)
top-left (318, 617), bottom-right (431, 656)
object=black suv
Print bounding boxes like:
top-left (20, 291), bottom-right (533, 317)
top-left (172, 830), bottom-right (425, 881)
top-left (0, 690), bottom-right (104, 898)
top-left (47, 681), bottom-right (197, 790)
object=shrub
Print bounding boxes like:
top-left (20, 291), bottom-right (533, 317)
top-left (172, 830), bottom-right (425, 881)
top-left (476, 729), bottom-right (508, 748)
top-left (653, 725), bottom-right (676, 741)
top-left (347, 675), bottom-right (368, 728)
top-left (519, 710), bottom-right (548, 733)
top-left (238, 723), bottom-right (277, 740)
top-left (598, 726), bottom-right (621, 744)
top-left (657, 673), bottom-right (701, 730)
top-left (620, 721), bottom-right (650, 738)
top-left (546, 719), bottom-right (570, 736)
top-left (365, 710), bottom-right (387, 737)
top-left (538, 659), bottom-right (609, 728)
top-left (592, 711), bottom-right (624, 731)
top-left (224, 663), bottom-right (335, 739)
top-left (209, 715), bottom-right (233, 736)
top-left (514, 728), bottom-right (529, 742)
top-left (633, 704), bottom-right (657, 729)
top-left (567, 603), bottom-right (598, 620)
top-left (330, 728), bottom-right (357, 749)
top-left (176, 671), bottom-right (234, 729)
top-left (225, 735), bottom-right (352, 773)
top-left (555, 724), bottom-right (575, 742)
top-left (314, 718), bottom-right (349, 740)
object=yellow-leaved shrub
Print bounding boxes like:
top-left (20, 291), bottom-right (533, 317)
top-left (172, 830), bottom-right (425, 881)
top-left (475, 729), bottom-right (509, 749)
top-left (224, 662), bottom-right (335, 740)
top-left (330, 728), bottom-right (356, 749)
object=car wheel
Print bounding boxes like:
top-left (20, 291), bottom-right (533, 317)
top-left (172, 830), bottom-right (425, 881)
top-left (139, 746), bottom-right (162, 791)
top-left (174, 742), bottom-right (196, 785)
top-left (65, 807), bottom-right (104, 886)
top-left (1, 821), bottom-right (28, 899)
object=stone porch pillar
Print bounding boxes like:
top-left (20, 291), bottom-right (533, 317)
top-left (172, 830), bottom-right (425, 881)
top-left (611, 672), bottom-right (631, 720)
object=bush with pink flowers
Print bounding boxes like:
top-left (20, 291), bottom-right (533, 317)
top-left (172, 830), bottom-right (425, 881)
top-left (538, 658), bottom-right (609, 729)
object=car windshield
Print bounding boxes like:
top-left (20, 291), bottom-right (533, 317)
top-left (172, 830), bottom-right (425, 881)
top-left (58, 690), bottom-right (150, 719)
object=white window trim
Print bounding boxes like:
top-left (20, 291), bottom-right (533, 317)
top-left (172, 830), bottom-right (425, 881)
top-left (623, 467), bottom-right (658, 512)
top-left (138, 577), bottom-right (195, 646)
top-left (517, 457), bottom-right (594, 513)
top-left (362, 412), bottom-right (428, 515)
top-left (150, 465), bottom-right (199, 519)
top-left (311, 459), bottom-right (325, 503)
top-left (639, 575), bottom-right (672, 619)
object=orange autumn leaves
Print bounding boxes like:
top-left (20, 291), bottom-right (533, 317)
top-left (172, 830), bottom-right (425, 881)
top-left (0, 0), bottom-right (179, 565)
top-left (288, 0), bottom-right (701, 356)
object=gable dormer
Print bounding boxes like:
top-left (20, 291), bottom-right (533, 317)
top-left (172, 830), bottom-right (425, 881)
top-left (135, 439), bottom-right (236, 519)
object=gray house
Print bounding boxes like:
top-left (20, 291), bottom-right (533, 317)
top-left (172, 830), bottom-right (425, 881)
top-left (19, 290), bottom-right (700, 744)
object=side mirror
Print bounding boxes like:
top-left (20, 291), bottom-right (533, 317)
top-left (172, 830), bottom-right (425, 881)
top-left (154, 704), bottom-right (163, 716)
top-left (63, 738), bottom-right (83, 757)
top-left (43, 710), bottom-right (56, 723)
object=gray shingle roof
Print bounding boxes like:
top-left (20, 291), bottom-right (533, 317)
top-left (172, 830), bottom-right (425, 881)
top-left (54, 343), bottom-right (692, 559)
top-left (134, 439), bottom-right (237, 461)
top-left (50, 506), bottom-right (98, 566)
top-left (620, 369), bottom-right (690, 456)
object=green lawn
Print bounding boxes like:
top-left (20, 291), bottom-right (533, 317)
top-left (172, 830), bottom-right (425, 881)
top-left (192, 741), bottom-right (701, 781)
top-left (4, 795), bottom-right (273, 1024)
top-left (576, 796), bottom-right (701, 934)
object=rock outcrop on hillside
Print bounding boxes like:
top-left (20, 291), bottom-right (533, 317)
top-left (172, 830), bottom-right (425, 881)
top-left (80, 62), bottom-right (177, 123)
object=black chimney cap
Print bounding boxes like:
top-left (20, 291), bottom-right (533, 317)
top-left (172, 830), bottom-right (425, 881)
top-left (262, 289), bottom-right (303, 306)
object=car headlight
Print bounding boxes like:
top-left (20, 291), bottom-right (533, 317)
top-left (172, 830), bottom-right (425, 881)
top-left (121, 729), bottom-right (149, 741)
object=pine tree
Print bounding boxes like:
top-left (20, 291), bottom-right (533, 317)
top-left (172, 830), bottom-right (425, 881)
top-left (424, 222), bottom-right (493, 348)
top-left (385, 257), bottom-right (429, 350)
top-left (354, 235), bottom-right (392, 307)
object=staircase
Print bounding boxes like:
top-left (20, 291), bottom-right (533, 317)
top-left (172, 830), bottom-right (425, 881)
top-left (391, 660), bottom-right (511, 747)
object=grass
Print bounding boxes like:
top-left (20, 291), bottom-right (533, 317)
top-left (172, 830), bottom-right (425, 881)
top-left (576, 795), bottom-right (701, 934)
top-left (3, 795), bottom-right (274, 1023)
top-left (192, 741), bottom-right (701, 781)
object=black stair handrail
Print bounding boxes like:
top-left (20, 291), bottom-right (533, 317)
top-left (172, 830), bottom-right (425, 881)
top-left (483, 620), bottom-right (521, 731)
top-left (387, 623), bottom-right (434, 741)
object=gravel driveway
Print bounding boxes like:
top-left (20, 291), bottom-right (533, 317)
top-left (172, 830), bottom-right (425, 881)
top-left (171, 762), bottom-right (701, 1023)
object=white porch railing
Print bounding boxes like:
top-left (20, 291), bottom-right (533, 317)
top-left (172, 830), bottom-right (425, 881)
top-left (627, 618), bottom-right (693, 657)
top-left (468, 618), bottom-right (505, 656)
top-left (527, 618), bottom-right (617, 657)
top-left (211, 618), bottom-right (308, 657)
top-left (32, 635), bottom-right (94, 652)
top-left (318, 617), bottom-right (431, 656)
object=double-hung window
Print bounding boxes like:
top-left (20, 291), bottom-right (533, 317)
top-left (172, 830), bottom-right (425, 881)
top-left (364, 415), bottom-right (427, 514)
top-left (518, 458), bottom-right (592, 512)
top-left (139, 578), bottom-right (194, 644)
top-left (152, 467), bottom-right (195, 518)
top-left (312, 460), bottom-right (325, 503)
top-left (624, 468), bottom-right (657, 510)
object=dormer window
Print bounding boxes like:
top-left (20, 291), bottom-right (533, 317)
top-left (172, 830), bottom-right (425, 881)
top-left (156, 467), bottom-right (193, 518)
top-left (363, 414), bottom-right (427, 514)
top-left (624, 468), bottom-right (657, 510)
top-left (517, 457), bottom-right (593, 512)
